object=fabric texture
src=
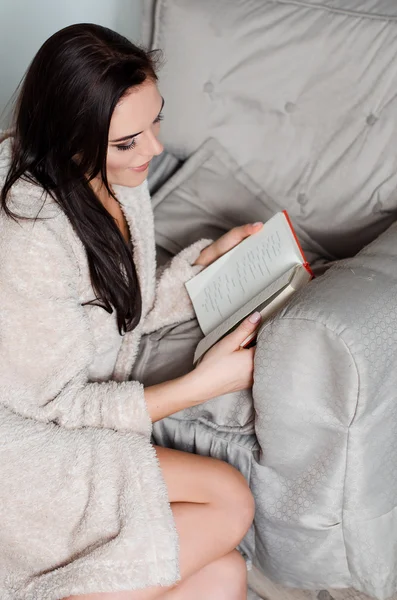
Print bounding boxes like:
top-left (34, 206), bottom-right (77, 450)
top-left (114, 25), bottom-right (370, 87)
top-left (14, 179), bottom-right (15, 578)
top-left (0, 136), bottom-right (211, 600)
top-left (252, 222), bottom-right (397, 599)
top-left (151, 0), bottom-right (397, 260)
top-left (152, 137), bottom-right (331, 268)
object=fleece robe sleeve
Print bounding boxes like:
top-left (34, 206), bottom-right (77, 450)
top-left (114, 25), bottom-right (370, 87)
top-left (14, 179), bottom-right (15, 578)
top-left (0, 216), bottom-right (152, 437)
top-left (142, 238), bottom-right (212, 335)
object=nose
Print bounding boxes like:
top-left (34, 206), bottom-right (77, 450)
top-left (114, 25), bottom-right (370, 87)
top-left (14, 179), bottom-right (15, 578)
top-left (140, 129), bottom-right (164, 158)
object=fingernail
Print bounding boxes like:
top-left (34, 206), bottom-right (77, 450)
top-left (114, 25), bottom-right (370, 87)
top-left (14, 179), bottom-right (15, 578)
top-left (252, 221), bottom-right (263, 227)
top-left (248, 311), bottom-right (261, 324)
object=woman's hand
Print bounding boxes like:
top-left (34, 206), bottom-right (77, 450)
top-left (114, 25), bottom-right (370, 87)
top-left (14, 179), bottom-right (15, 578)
top-left (144, 313), bottom-right (261, 423)
top-left (189, 312), bottom-right (261, 402)
top-left (194, 222), bottom-right (263, 268)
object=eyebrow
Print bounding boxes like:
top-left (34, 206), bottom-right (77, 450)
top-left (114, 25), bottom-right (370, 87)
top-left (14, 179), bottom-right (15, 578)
top-left (109, 97), bottom-right (165, 143)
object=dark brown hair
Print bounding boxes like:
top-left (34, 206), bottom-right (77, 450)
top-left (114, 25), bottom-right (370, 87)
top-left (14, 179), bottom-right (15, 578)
top-left (1, 23), bottom-right (160, 334)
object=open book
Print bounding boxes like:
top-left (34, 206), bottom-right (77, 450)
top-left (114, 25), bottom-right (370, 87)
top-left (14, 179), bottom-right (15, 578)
top-left (185, 211), bottom-right (313, 364)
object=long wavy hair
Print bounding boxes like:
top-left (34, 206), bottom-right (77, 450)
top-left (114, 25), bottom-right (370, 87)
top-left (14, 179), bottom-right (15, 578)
top-left (0, 23), bottom-right (160, 334)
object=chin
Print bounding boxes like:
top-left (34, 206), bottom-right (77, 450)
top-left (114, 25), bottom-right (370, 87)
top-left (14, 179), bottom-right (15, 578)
top-left (115, 170), bottom-right (148, 188)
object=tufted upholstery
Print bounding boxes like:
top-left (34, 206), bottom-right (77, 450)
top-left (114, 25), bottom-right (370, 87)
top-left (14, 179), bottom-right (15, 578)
top-left (151, 0), bottom-right (397, 260)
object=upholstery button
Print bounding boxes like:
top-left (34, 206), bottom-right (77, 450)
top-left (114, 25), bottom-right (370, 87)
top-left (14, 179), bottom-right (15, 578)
top-left (285, 102), bottom-right (296, 113)
top-left (297, 192), bottom-right (308, 206)
top-left (366, 114), bottom-right (378, 126)
top-left (203, 81), bottom-right (214, 93)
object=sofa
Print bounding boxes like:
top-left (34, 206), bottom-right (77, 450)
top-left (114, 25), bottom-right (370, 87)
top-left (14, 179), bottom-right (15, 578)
top-left (139, 2), bottom-right (397, 599)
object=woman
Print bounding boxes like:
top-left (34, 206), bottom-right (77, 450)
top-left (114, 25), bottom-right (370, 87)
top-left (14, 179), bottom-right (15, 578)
top-left (0, 24), bottom-right (262, 600)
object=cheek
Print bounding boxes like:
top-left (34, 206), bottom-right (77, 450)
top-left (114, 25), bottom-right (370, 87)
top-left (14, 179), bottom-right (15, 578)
top-left (106, 150), bottom-right (147, 187)
top-left (106, 150), bottom-right (131, 173)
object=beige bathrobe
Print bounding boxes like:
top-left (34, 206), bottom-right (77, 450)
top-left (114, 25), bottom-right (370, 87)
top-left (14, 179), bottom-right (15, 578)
top-left (0, 136), bottom-right (210, 600)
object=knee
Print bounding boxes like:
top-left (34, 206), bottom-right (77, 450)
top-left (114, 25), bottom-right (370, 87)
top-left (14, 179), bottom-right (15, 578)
top-left (235, 475), bottom-right (255, 540)
top-left (216, 550), bottom-right (248, 600)
top-left (216, 461), bottom-right (255, 540)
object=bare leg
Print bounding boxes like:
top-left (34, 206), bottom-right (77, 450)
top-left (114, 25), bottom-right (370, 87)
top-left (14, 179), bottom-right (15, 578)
top-left (161, 548), bottom-right (247, 600)
top-left (64, 447), bottom-right (254, 600)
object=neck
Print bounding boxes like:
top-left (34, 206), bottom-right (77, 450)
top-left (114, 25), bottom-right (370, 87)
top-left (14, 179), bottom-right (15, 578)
top-left (90, 177), bottom-right (114, 207)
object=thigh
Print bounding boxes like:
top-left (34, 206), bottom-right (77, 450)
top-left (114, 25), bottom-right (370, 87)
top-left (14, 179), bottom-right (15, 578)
top-left (155, 444), bottom-right (250, 504)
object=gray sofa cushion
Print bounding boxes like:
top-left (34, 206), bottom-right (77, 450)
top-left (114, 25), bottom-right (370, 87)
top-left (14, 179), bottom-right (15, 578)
top-left (150, 0), bottom-right (397, 258)
top-left (253, 221), bottom-right (397, 598)
top-left (152, 138), bottom-right (330, 267)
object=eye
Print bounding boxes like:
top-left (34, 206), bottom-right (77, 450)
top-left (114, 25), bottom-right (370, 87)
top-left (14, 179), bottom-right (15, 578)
top-left (116, 138), bottom-right (136, 152)
top-left (153, 112), bottom-right (164, 124)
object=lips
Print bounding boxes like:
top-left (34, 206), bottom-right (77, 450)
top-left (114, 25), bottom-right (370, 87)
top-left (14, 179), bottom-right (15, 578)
top-left (130, 161), bottom-right (151, 173)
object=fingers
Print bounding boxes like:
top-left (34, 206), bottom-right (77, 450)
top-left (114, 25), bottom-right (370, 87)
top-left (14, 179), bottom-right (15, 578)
top-left (217, 312), bottom-right (262, 352)
top-left (236, 346), bottom-right (256, 389)
top-left (195, 222), bottom-right (263, 267)
top-left (217, 223), bottom-right (263, 256)
top-left (246, 347), bottom-right (256, 385)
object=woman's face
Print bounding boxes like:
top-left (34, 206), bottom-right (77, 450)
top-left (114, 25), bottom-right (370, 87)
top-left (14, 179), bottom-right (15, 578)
top-left (106, 80), bottom-right (164, 188)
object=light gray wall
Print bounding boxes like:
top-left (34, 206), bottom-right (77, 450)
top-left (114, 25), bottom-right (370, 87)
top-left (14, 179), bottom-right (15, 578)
top-left (0, 0), bottom-right (143, 128)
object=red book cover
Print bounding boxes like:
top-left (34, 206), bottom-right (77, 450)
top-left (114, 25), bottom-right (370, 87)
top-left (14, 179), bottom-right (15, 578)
top-left (282, 210), bottom-right (314, 278)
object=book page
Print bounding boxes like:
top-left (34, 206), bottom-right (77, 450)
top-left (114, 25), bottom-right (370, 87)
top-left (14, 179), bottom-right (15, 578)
top-left (193, 264), bottom-right (312, 363)
top-left (186, 212), bottom-right (304, 335)
top-left (193, 267), bottom-right (294, 362)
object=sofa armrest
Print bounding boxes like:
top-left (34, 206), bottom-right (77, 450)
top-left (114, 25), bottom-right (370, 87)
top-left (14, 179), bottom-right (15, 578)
top-left (252, 222), bottom-right (397, 598)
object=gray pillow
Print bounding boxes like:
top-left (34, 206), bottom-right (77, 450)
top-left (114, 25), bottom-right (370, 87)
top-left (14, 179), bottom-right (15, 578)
top-left (152, 138), bottom-right (332, 267)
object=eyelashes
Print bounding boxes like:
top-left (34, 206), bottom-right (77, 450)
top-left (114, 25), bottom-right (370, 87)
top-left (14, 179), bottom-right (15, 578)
top-left (116, 113), bottom-right (164, 152)
top-left (154, 113), bottom-right (164, 125)
top-left (116, 139), bottom-right (136, 152)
